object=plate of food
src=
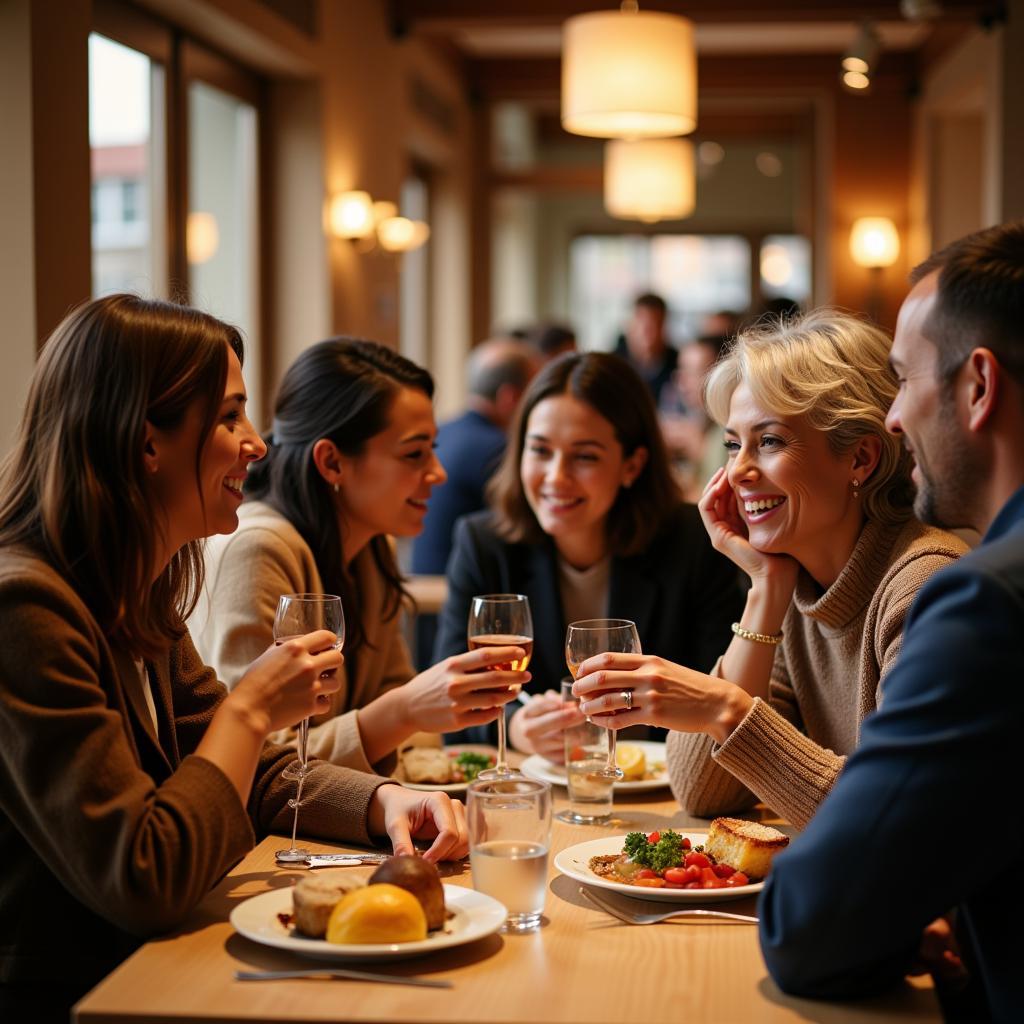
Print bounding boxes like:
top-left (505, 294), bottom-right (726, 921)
top-left (520, 741), bottom-right (668, 792)
top-left (230, 856), bottom-right (506, 961)
top-left (554, 818), bottom-right (789, 903)
top-left (392, 742), bottom-right (498, 793)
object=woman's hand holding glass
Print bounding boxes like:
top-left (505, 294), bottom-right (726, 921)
top-left (368, 785), bottom-right (469, 863)
top-left (572, 652), bottom-right (753, 746)
top-left (228, 631), bottom-right (343, 735)
top-left (398, 647), bottom-right (531, 734)
top-left (508, 691), bottom-right (584, 762)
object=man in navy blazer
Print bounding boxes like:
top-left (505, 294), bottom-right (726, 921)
top-left (759, 220), bottom-right (1024, 1022)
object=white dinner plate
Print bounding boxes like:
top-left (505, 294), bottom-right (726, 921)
top-left (391, 746), bottom-right (498, 794)
top-left (554, 833), bottom-right (764, 903)
top-left (230, 883), bottom-right (507, 961)
top-left (520, 741), bottom-right (669, 793)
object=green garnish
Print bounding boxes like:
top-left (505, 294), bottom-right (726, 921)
top-left (452, 750), bottom-right (493, 781)
top-left (623, 829), bottom-right (685, 872)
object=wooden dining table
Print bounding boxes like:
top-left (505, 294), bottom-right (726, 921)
top-left (73, 781), bottom-right (940, 1024)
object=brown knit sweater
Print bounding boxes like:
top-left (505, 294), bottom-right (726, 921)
top-left (666, 517), bottom-right (967, 828)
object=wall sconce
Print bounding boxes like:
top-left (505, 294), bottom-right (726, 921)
top-left (377, 216), bottom-right (431, 253)
top-left (327, 190), bottom-right (375, 239)
top-left (841, 21), bottom-right (881, 91)
top-left (186, 211), bottom-right (219, 264)
top-left (850, 216), bottom-right (900, 323)
top-left (850, 217), bottom-right (900, 268)
top-left (604, 138), bottom-right (695, 222)
top-left (562, 1), bottom-right (696, 139)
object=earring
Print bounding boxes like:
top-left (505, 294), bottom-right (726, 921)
top-left (333, 483), bottom-right (340, 494)
top-left (851, 478), bottom-right (860, 498)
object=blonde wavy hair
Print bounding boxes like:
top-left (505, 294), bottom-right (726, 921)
top-left (704, 309), bottom-right (914, 525)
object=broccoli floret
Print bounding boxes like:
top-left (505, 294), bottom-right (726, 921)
top-left (622, 830), bottom-right (684, 871)
top-left (623, 832), bottom-right (650, 861)
top-left (453, 751), bottom-right (492, 781)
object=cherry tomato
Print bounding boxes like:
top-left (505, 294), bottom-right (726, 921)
top-left (663, 867), bottom-right (689, 885)
top-left (647, 831), bottom-right (661, 845)
top-left (712, 863), bottom-right (736, 878)
top-left (681, 837), bottom-right (692, 850)
top-left (684, 851), bottom-right (711, 870)
top-left (700, 867), bottom-right (726, 889)
top-left (683, 865), bottom-right (701, 884)
top-left (636, 868), bottom-right (658, 880)
top-left (684, 881), bottom-right (702, 889)
top-left (724, 872), bottom-right (750, 888)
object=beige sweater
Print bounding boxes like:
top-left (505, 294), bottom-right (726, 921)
top-left (666, 517), bottom-right (967, 828)
top-left (190, 502), bottom-right (414, 773)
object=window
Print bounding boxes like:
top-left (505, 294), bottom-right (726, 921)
top-left (88, 32), bottom-right (166, 298)
top-left (569, 234), bottom-right (751, 352)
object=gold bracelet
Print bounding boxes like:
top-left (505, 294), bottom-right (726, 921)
top-left (731, 622), bottom-right (783, 646)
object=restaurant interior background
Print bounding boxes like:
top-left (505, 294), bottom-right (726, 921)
top-left (2, 0), bottom-right (1022, 447)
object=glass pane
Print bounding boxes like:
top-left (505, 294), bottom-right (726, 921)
top-left (88, 34), bottom-right (167, 298)
top-left (188, 80), bottom-right (260, 425)
top-left (399, 174), bottom-right (430, 367)
top-left (760, 234), bottom-right (812, 308)
top-left (569, 234), bottom-right (751, 353)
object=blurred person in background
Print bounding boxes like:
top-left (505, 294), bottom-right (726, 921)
top-left (615, 292), bottom-right (679, 402)
top-left (435, 351), bottom-right (742, 761)
top-left (530, 322), bottom-right (577, 363)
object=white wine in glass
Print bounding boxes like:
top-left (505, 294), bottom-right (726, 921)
top-left (468, 594), bottom-right (533, 780)
top-left (565, 618), bottom-right (641, 782)
top-left (273, 593), bottom-right (345, 864)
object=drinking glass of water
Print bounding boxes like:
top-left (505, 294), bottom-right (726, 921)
top-left (467, 777), bottom-right (552, 933)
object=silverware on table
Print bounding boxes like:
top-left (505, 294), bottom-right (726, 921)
top-left (302, 852), bottom-right (391, 868)
top-left (579, 886), bottom-right (759, 925)
top-left (234, 968), bottom-right (452, 988)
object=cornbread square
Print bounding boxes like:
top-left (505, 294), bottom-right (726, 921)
top-left (705, 817), bottom-right (789, 880)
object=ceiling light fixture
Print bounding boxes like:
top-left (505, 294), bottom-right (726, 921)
top-left (562, 1), bottom-right (697, 139)
top-left (841, 21), bottom-right (881, 92)
top-left (604, 137), bottom-right (695, 223)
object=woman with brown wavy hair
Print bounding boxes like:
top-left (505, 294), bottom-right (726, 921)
top-left (434, 350), bottom-right (743, 760)
top-left (190, 338), bottom-right (525, 774)
top-left (0, 296), bottom-right (467, 1020)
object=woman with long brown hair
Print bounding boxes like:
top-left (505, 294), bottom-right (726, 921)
top-left (191, 338), bottom-right (525, 772)
top-left (0, 296), bottom-right (467, 1020)
top-left (435, 351), bottom-right (743, 759)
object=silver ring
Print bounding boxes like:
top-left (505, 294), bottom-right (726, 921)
top-left (622, 690), bottom-right (633, 711)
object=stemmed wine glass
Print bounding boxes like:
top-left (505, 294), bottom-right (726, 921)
top-left (468, 594), bottom-right (533, 780)
top-left (565, 619), bottom-right (641, 782)
top-left (273, 593), bottom-right (345, 864)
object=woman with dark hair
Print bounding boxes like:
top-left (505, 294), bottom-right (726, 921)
top-left (191, 338), bottom-right (525, 772)
top-left (572, 311), bottom-right (967, 827)
top-left (434, 351), bottom-right (743, 760)
top-left (0, 297), bottom-right (467, 1019)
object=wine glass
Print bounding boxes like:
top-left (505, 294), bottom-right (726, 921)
top-left (468, 594), bottom-right (533, 780)
top-left (273, 593), bottom-right (345, 864)
top-left (565, 619), bottom-right (641, 782)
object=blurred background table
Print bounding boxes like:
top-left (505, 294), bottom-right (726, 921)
top-left (73, 785), bottom-right (940, 1024)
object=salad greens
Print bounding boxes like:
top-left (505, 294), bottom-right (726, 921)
top-left (623, 829), bottom-right (685, 872)
top-left (453, 750), bottom-right (493, 781)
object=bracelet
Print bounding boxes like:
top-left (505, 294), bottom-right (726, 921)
top-left (731, 622), bottom-right (783, 646)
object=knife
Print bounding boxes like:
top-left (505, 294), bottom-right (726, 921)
top-left (296, 853), bottom-right (392, 868)
top-left (234, 968), bottom-right (451, 988)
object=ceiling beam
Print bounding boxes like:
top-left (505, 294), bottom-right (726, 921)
top-left (390, 0), bottom-right (995, 34)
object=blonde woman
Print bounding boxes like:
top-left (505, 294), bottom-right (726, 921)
top-left (572, 310), bottom-right (968, 826)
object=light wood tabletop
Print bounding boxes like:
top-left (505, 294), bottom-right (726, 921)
top-left (73, 785), bottom-right (940, 1024)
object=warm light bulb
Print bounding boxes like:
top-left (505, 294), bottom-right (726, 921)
top-left (850, 217), bottom-right (900, 268)
top-left (327, 191), bottom-right (375, 239)
top-left (186, 211), bottom-right (219, 265)
top-left (377, 217), bottom-right (430, 253)
top-left (843, 70), bottom-right (871, 90)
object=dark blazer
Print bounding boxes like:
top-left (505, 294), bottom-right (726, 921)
top-left (435, 504), bottom-right (744, 741)
top-left (759, 485), bottom-right (1024, 1023)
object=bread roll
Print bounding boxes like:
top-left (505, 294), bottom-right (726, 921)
top-left (705, 817), bottom-right (789, 880)
top-left (292, 872), bottom-right (365, 938)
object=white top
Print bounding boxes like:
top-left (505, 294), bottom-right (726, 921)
top-left (557, 555), bottom-right (611, 628)
top-left (134, 658), bottom-right (158, 733)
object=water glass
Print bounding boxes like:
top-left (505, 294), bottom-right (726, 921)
top-left (468, 777), bottom-right (552, 933)
top-left (556, 677), bottom-right (613, 824)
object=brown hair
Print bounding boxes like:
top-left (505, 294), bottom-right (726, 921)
top-left (488, 351), bottom-right (682, 555)
top-left (245, 338), bottom-right (434, 656)
top-left (704, 308), bottom-right (914, 526)
top-left (0, 294), bottom-right (244, 658)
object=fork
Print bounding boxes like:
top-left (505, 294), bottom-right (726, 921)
top-left (579, 887), bottom-right (758, 924)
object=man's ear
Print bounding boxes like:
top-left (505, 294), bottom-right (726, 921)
top-left (963, 347), bottom-right (999, 432)
top-left (312, 438), bottom-right (345, 488)
top-left (142, 421), bottom-right (160, 475)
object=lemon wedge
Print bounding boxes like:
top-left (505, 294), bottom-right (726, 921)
top-left (325, 883), bottom-right (427, 944)
top-left (615, 743), bottom-right (646, 781)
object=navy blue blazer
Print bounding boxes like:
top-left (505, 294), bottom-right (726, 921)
top-left (435, 504), bottom-right (744, 741)
top-left (759, 486), bottom-right (1024, 1022)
